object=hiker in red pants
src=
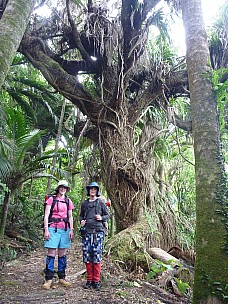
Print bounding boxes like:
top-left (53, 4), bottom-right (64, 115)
top-left (79, 182), bottom-right (110, 290)
top-left (43, 180), bottom-right (74, 290)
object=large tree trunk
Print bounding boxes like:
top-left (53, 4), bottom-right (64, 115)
top-left (99, 112), bottom-right (178, 260)
top-left (0, 0), bottom-right (36, 90)
top-left (182, 1), bottom-right (228, 303)
top-left (100, 122), bottom-right (149, 232)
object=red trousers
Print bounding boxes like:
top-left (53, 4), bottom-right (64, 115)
top-left (85, 262), bottom-right (101, 282)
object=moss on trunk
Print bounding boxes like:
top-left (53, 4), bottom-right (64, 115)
top-left (106, 222), bottom-right (154, 272)
top-left (0, 0), bottom-right (36, 89)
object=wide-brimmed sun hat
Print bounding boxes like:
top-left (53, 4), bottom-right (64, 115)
top-left (56, 180), bottom-right (70, 192)
top-left (86, 181), bottom-right (100, 196)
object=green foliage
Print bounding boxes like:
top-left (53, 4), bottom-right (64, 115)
top-left (210, 68), bottom-right (228, 131)
top-left (115, 290), bottom-right (129, 297)
top-left (0, 244), bottom-right (17, 262)
top-left (149, 9), bottom-right (170, 44)
top-left (0, 103), bottom-right (54, 238)
top-left (145, 208), bottom-right (160, 236)
top-left (147, 259), bottom-right (178, 279)
top-left (174, 277), bottom-right (190, 294)
top-left (8, 195), bottom-right (41, 232)
top-left (147, 259), bottom-right (190, 295)
top-left (0, 54), bottom-right (95, 242)
top-left (0, 178), bottom-right (9, 198)
top-left (0, 106), bottom-right (46, 185)
top-left (147, 29), bottom-right (177, 65)
top-left (2, 54), bottom-right (67, 134)
top-left (209, 67), bottom-right (228, 252)
top-left (82, 75), bottom-right (100, 98)
top-left (176, 214), bottom-right (195, 250)
top-left (153, 127), bottom-right (196, 249)
top-left (211, 282), bottom-right (228, 299)
top-left (215, 188), bottom-right (228, 253)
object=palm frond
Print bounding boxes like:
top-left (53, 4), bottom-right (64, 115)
top-left (0, 135), bottom-right (15, 157)
top-left (17, 129), bottom-right (46, 166)
top-left (0, 155), bottom-right (13, 182)
top-left (7, 91), bottom-right (35, 121)
top-left (5, 108), bottom-right (30, 140)
top-left (149, 8), bottom-right (170, 43)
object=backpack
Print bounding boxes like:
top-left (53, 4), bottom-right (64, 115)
top-left (43, 194), bottom-right (70, 231)
top-left (82, 198), bottom-right (109, 235)
top-left (83, 198), bottom-right (103, 218)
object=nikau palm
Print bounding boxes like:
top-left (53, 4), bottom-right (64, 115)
top-left (0, 107), bottom-right (45, 239)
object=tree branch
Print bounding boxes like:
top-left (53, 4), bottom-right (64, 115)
top-left (167, 107), bottom-right (192, 132)
top-left (34, 0), bottom-right (46, 11)
top-left (142, 0), bottom-right (160, 21)
top-left (66, 0), bottom-right (92, 62)
top-left (20, 37), bottom-right (103, 121)
top-left (121, 0), bottom-right (143, 73)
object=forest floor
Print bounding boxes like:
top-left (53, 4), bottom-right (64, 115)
top-left (0, 237), bottom-right (191, 304)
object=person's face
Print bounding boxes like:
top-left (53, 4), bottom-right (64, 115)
top-left (58, 186), bottom-right (67, 195)
top-left (89, 187), bottom-right (98, 197)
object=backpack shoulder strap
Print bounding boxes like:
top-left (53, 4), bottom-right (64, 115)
top-left (65, 195), bottom-right (69, 205)
top-left (43, 195), bottom-right (57, 225)
top-left (95, 198), bottom-right (102, 214)
top-left (65, 196), bottom-right (69, 216)
top-left (83, 199), bottom-right (90, 219)
top-left (50, 195), bottom-right (57, 210)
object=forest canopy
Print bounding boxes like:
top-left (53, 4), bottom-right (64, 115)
top-left (0, 0), bottom-right (228, 303)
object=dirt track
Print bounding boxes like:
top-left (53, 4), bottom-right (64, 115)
top-left (0, 239), bottom-right (190, 303)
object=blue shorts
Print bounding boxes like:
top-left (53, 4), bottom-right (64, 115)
top-left (44, 227), bottom-right (71, 249)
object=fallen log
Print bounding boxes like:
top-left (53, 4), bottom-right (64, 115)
top-left (147, 247), bottom-right (194, 291)
top-left (147, 247), bottom-right (180, 264)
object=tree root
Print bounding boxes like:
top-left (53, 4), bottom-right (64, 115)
top-left (106, 222), bottom-right (153, 272)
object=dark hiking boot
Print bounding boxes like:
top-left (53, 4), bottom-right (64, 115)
top-left (93, 281), bottom-right (101, 290)
top-left (84, 281), bottom-right (92, 289)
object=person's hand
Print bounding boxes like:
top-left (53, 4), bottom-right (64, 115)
top-left (44, 230), bottom-right (50, 240)
top-left (95, 214), bottom-right (102, 221)
top-left (69, 230), bottom-right (74, 240)
top-left (81, 220), bottom-right (86, 226)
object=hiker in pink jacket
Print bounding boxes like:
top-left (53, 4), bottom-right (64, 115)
top-left (43, 180), bottom-right (74, 290)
